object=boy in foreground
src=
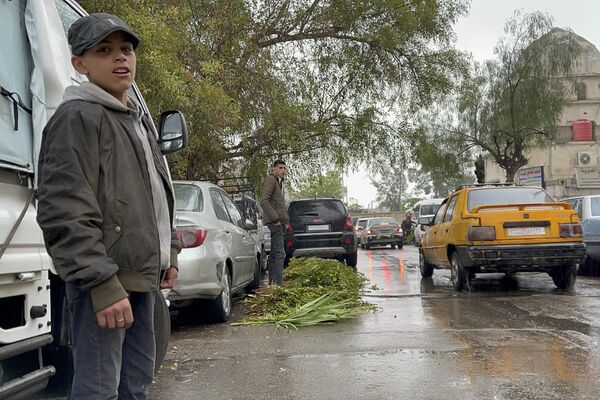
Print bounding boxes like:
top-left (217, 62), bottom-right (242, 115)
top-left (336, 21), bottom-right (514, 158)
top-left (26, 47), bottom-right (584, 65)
top-left (37, 13), bottom-right (180, 399)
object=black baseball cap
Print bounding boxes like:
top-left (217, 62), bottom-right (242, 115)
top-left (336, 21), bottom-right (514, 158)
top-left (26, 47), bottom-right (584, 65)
top-left (68, 13), bottom-right (139, 56)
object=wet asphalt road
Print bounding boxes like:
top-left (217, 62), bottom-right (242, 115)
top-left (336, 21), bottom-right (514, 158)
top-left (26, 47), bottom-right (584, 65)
top-left (150, 245), bottom-right (600, 400)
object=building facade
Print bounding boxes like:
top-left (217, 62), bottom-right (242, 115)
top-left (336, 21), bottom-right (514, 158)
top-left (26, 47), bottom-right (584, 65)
top-left (485, 29), bottom-right (600, 199)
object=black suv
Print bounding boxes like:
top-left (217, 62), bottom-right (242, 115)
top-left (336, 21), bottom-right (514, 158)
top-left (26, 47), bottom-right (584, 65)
top-left (284, 199), bottom-right (358, 267)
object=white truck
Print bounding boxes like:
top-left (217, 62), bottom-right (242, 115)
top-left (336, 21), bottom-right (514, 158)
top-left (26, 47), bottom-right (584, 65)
top-left (0, 1), bottom-right (187, 398)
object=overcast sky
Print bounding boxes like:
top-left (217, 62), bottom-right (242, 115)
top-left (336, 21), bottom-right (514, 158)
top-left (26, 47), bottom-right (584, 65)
top-left (345, 0), bottom-right (600, 208)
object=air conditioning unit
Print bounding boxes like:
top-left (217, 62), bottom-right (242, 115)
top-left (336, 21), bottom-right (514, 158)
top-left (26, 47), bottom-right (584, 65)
top-left (577, 151), bottom-right (597, 166)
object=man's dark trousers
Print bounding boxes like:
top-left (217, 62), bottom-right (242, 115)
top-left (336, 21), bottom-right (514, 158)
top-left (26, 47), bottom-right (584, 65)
top-left (66, 284), bottom-right (155, 399)
top-left (268, 222), bottom-right (285, 285)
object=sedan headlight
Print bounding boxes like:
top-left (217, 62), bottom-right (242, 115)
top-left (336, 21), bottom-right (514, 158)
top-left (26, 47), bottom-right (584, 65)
top-left (468, 226), bottom-right (496, 241)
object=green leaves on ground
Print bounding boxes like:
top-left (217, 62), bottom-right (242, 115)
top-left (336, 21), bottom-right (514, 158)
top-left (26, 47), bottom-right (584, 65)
top-left (234, 257), bottom-right (376, 329)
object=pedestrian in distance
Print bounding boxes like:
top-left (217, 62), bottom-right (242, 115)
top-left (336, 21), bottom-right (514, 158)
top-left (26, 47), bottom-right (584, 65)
top-left (260, 160), bottom-right (289, 285)
top-left (36, 13), bottom-right (181, 400)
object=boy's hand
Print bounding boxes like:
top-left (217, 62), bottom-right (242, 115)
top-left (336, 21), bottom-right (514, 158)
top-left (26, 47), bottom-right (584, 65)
top-left (96, 298), bottom-right (133, 329)
top-left (160, 266), bottom-right (178, 289)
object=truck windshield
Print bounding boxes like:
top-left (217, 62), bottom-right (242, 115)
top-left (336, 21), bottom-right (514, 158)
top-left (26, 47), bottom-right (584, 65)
top-left (468, 187), bottom-right (553, 211)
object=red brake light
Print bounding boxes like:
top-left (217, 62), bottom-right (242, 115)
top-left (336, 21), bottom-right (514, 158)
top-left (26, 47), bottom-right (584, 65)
top-left (286, 224), bottom-right (293, 233)
top-left (176, 228), bottom-right (208, 248)
top-left (467, 226), bottom-right (496, 241)
top-left (344, 216), bottom-right (353, 231)
top-left (559, 223), bottom-right (583, 238)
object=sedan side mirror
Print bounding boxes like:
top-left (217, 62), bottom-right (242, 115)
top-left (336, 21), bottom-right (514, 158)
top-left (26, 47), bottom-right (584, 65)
top-left (158, 110), bottom-right (188, 155)
top-left (418, 216), bottom-right (432, 226)
top-left (244, 220), bottom-right (257, 231)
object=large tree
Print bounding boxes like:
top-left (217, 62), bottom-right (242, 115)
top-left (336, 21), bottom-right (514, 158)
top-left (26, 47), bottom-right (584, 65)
top-left (79, 0), bottom-right (468, 181)
top-left (370, 164), bottom-right (407, 211)
top-left (434, 11), bottom-right (581, 182)
top-left (289, 169), bottom-right (345, 199)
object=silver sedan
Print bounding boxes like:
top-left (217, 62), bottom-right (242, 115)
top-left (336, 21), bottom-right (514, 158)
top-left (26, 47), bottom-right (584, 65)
top-left (168, 181), bottom-right (260, 322)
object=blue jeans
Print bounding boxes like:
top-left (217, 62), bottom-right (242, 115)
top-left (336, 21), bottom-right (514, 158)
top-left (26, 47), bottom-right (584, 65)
top-left (66, 284), bottom-right (156, 400)
top-left (267, 223), bottom-right (285, 285)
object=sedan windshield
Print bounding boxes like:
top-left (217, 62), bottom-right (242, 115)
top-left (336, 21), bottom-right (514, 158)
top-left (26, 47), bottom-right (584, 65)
top-left (174, 184), bottom-right (204, 212)
top-left (468, 187), bottom-right (553, 211)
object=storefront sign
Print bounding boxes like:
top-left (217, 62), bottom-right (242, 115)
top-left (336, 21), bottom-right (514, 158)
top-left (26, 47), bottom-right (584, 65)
top-left (516, 166), bottom-right (544, 187)
top-left (575, 166), bottom-right (600, 188)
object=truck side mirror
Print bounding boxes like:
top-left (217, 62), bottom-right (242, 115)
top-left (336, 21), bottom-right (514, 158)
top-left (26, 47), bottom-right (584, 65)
top-left (158, 110), bottom-right (188, 155)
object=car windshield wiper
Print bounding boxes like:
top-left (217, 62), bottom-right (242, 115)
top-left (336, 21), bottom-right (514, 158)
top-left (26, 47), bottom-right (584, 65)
top-left (301, 212), bottom-right (319, 217)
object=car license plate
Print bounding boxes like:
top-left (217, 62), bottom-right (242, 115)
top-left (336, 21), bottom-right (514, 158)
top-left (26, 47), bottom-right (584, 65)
top-left (307, 224), bottom-right (330, 232)
top-left (507, 227), bottom-right (545, 236)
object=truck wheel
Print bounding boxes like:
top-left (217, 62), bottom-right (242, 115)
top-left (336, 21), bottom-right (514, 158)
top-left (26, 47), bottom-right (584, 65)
top-left (450, 252), bottom-right (468, 291)
top-left (419, 248), bottom-right (434, 278)
top-left (247, 258), bottom-right (261, 292)
top-left (154, 291), bottom-right (171, 374)
top-left (397, 242), bottom-right (403, 249)
top-left (208, 270), bottom-right (232, 322)
top-left (550, 264), bottom-right (578, 290)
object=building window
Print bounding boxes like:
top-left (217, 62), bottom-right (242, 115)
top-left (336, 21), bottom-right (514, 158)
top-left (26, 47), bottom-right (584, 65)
top-left (575, 82), bottom-right (587, 100)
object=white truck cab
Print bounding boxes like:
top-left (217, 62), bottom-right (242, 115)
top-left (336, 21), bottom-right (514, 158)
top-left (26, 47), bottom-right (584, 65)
top-left (0, 2), bottom-right (187, 398)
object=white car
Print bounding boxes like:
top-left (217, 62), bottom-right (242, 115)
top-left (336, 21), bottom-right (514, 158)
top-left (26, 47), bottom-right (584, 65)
top-left (169, 181), bottom-right (260, 322)
top-left (233, 193), bottom-right (268, 271)
top-left (412, 198), bottom-right (444, 246)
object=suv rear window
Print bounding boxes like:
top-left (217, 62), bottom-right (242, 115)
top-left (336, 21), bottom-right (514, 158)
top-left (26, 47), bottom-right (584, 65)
top-left (468, 187), bottom-right (553, 211)
top-left (289, 200), bottom-right (346, 217)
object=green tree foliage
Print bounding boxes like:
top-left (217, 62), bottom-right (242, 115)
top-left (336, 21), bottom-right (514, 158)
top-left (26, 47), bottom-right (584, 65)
top-left (370, 165), bottom-right (407, 211)
top-left (346, 197), bottom-right (363, 212)
top-left (433, 11), bottom-right (581, 182)
top-left (290, 169), bottom-right (345, 199)
top-left (407, 134), bottom-right (473, 197)
top-left (78, 0), bottom-right (468, 181)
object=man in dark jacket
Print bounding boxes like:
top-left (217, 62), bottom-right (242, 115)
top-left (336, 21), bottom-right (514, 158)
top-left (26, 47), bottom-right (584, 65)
top-left (36, 14), bottom-right (180, 399)
top-left (260, 160), bottom-right (289, 285)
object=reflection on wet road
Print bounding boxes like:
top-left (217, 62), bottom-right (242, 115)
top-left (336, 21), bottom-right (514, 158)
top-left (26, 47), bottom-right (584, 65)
top-left (151, 245), bottom-right (600, 400)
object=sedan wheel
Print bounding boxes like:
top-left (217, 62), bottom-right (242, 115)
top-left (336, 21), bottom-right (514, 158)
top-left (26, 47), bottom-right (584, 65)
top-left (450, 252), bottom-right (468, 292)
top-left (550, 264), bottom-right (578, 290)
top-left (247, 259), bottom-right (261, 292)
top-left (209, 269), bottom-right (232, 322)
top-left (419, 248), bottom-right (434, 278)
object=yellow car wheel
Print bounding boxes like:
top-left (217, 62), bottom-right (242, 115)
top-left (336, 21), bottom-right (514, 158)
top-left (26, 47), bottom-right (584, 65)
top-left (450, 252), bottom-right (468, 291)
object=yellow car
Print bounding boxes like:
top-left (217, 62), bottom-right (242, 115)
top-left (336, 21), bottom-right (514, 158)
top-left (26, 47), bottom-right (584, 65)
top-left (418, 184), bottom-right (586, 291)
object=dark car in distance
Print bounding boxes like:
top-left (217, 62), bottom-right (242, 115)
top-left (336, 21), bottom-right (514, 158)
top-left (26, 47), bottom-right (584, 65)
top-left (284, 199), bottom-right (358, 268)
top-left (360, 217), bottom-right (404, 249)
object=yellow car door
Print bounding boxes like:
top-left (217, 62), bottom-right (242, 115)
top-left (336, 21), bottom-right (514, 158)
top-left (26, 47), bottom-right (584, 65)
top-left (425, 201), bottom-right (448, 265)
top-left (433, 195), bottom-right (458, 267)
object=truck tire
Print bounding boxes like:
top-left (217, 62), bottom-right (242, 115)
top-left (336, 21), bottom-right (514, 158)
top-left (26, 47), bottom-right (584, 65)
top-left (550, 264), bottom-right (578, 290)
top-left (154, 291), bottom-right (171, 375)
